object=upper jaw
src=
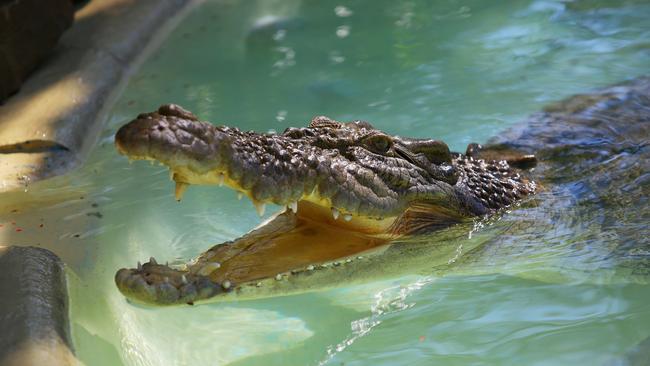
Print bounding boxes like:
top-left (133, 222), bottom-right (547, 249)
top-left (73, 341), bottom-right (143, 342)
top-left (114, 105), bottom-right (468, 221)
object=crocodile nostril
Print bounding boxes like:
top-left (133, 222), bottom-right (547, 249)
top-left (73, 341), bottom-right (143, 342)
top-left (157, 125), bottom-right (165, 131)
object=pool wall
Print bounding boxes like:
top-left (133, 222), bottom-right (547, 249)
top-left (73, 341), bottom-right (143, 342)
top-left (0, 0), bottom-right (201, 192)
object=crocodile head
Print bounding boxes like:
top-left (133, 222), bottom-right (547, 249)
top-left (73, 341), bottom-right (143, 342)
top-left (114, 104), bottom-right (535, 305)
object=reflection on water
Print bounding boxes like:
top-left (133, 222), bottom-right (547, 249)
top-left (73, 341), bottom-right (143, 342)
top-left (0, 0), bottom-right (649, 365)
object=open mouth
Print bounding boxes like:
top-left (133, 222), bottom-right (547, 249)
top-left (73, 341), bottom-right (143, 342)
top-left (113, 113), bottom-right (403, 305)
top-left (114, 123), bottom-right (403, 304)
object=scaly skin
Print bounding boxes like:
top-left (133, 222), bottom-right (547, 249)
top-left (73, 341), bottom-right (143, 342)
top-left (114, 77), bottom-right (650, 306)
top-left (114, 104), bottom-right (535, 304)
top-left (115, 105), bottom-right (534, 220)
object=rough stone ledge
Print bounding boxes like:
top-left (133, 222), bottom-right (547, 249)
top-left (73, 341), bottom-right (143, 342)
top-left (0, 0), bottom-right (201, 192)
top-left (0, 246), bottom-right (77, 366)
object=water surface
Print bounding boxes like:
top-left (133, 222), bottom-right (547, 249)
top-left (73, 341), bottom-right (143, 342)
top-left (1, 0), bottom-right (649, 365)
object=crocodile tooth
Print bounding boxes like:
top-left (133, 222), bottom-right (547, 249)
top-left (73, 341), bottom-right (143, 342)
top-left (331, 207), bottom-right (340, 220)
top-left (275, 274), bottom-right (283, 281)
top-left (137, 261), bottom-right (142, 271)
top-left (253, 200), bottom-right (266, 217)
top-left (197, 262), bottom-right (221, 276)
top-left (306, 265), bottom-right (315, 271)
top-left (237, 192), bottom-right (243, 200)
top-left (289, 201), bottom-right (298, 213)
top-left (217, 174), bottom-right (224, 187)
top-left (181, 275), bottom-right (188, 284)
top-left (149, 257), bottom-right (157, 265)
top-left (175, 182), bottom-right (189, 201)
top-left (343, 214), bottom-right (352, 221)
top-left (221, 280), bottom-right (231, 290)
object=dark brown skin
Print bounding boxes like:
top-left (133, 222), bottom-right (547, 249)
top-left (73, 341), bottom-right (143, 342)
top-left (114, 105), bottom-right (537, 305)
top-left (114, 77), bottom-right (650, 306)
top-left (114, 105), bottom-right (534, 218)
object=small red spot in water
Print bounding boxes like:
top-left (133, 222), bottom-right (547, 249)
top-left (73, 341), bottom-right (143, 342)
top-left (419, 336), bottom-right (425, 342)
top-left (15, 228), bottom-right (23, 232)
top-left (11, 222), bottom-right (16, 225)
top-left (0, 224), bottom-right (3, 227)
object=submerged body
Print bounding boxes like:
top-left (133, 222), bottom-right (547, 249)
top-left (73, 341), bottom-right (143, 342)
top-left (114, 77), bottom-right (649, 305)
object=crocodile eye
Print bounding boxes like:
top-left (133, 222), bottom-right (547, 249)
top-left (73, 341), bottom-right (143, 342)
top-left (364, 134), bottom-right (393, 153)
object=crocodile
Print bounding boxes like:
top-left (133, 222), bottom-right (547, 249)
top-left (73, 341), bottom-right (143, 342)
top-left (114, 77), bottom-right (650, 306)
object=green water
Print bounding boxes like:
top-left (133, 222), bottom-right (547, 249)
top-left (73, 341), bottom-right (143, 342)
top-left (2, 0), bottom-right (650, 365)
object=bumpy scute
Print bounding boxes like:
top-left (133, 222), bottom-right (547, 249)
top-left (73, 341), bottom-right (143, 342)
top-left (114, 103), bottom-right (540, 305)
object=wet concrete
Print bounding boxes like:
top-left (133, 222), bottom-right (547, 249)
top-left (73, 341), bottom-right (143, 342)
top-left (0, 0), bottom-right (203, 363)
top-left (0, 246), bottom-right (77, 366)
top-left (0, 0), bottom-right (200, 192)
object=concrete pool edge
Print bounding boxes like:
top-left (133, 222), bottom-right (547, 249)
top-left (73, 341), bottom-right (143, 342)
top-left (0, 246), bottom-right (76, 366)
top-left (0, 0), bottom-right (203, 193)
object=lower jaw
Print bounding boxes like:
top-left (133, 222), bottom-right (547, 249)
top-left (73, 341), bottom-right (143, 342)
top-left (116, 200), bottom-right (399, 305)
